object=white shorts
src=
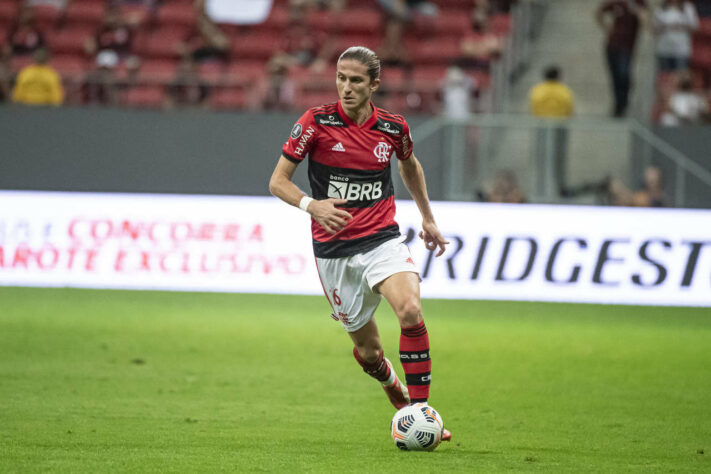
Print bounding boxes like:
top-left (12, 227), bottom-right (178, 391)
top-left (315, 237), bottom-right (419, 333)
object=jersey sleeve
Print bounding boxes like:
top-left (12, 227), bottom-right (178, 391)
top-left (282, 109), bottom-right (318, 163)
top-left (397, 119), bottom-right (414, 160)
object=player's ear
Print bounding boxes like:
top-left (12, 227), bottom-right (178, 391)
top-left (371, 77), bottom-right (380, 93)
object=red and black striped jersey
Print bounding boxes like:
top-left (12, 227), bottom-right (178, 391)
top-left (282, 100), bottom-right (413, 258)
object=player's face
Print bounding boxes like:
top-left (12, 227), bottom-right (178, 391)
top-left (336, 59), bottom-right (380, 113)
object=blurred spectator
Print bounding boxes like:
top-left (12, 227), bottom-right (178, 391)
top-left (529, 65), bottom-right (575, 118)
top-left (653, 0), bottom-right (699, 73)
top-left (164, 56), bottom-right (211, 109)
top-left (480, 169), bottom-right (526, 203)
top-left (2, 6), bottom-right (46, 59)
top-left (179, 2), bottom-right (229, 64)
top-left (609, 165), bottom-right (666, 207)
top-left (459, 8), bottom-right (504, 71)
top-left (441, 65), bottom-right (475, 119)
top-left (0, 55), bottom-right (11, 102)
top-left (83, 50), bottom-right (121, 106)
top-left (108, 0), bottom-right (159, 26)
top-left (596, 0), bottom-right (649, 117)
top-left (267, 0), bottom-right (334, 74)
top-left (529, 65), bottom-right (574, 196)
top-left (260, 57), bottom-right (296, 110)
top-left (660, 71), bottom-right (709, 125)
top-left (378, 0), bottom-right (437, 68)
top-left (11, 48), bottom-right (64, 106)
top-left (85, 7), bottom-right (141, 76)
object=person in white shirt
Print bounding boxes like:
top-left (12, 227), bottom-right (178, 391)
top-left (653, 0), bottom-right (699, 72)
top-left (660, 72), bottom-right (709, 125)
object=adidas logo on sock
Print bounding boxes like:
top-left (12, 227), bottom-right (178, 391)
top-left (331, 142), bottom-right (346, 152)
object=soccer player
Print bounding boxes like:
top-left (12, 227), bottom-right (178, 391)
top-left (269, 46), bottom-right (451, 441)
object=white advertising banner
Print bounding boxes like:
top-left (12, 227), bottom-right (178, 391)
top-left (1, 191), bottom-right (710, 307)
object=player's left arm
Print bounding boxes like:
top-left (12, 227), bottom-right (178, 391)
top-left (398, 153), bottom-right (449, 257)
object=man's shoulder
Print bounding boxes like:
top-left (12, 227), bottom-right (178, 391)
top-left (371, 106), bottom-right (408, 136)
top-left (309, 102), bottom-right (349, 128)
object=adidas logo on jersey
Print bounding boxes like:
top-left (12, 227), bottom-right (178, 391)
top-left (331, 142), bottom-right (346, 152)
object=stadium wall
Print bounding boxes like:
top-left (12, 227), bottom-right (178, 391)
top-left (0, 106), bottom-right (436, 199)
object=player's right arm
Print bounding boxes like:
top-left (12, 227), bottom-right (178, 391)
top-left (269, 155), bottom-right (353, 234)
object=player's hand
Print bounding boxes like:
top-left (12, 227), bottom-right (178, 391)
top-left (308, 198), bottom-right (353, 234)
top-left (419, 220), bottom-right (449, 257)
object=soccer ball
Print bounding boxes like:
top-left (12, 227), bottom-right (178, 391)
top-left (390, 403), bottom-right (444, 451)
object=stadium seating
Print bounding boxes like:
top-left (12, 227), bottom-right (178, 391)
top-left (2, 0), bottom-right (515, 112)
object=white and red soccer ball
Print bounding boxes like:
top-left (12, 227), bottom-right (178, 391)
top-left (390, 403), bottom-right (444, 451)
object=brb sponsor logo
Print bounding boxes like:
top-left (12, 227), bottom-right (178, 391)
top-left (327, 175), bottom-right (382, 201)
top-left (374, 142), bottom-right (392, 163)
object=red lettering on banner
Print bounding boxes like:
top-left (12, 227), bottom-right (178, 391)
top-left (115, 250), bottom-right (127, 272)
top-left (91, 220), bottom-right (113, 242)
top-left (86, 249), bottom-right (97, 271)
top-left (66, 248), bottom-right (78, 269)
top-left (224, 224), bottom-right (239, 241)
top-left (36, 246), bottom-right (59, 270)
top-left (171, 222), bottom-right (191, 242)
top-left (140, 251), bottom-right (151, 271)
top-left (199, 223), bottom-right (215, 241)
top-left (0, 246), bottom-right (4, 267)
top-left (12, 245), bottom-right (31, 268)
top-left (120, 220), bottom-right (155, 241)
top-left (249, 225), bottom-right (264, 242)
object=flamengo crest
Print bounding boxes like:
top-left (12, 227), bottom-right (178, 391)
top-left (374, 142), bottom-right (392, 163)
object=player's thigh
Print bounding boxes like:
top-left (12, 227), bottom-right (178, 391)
top-left (315, 256), bottom-right (381, 332)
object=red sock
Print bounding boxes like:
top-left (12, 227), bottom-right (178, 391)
top-left (353, 347), bottom-right (391, 383)
top-left (400, 320), bottom-right (430, 403)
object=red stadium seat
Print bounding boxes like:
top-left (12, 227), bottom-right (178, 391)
top-left (31, 4), bottom-right (62, 29)
top-left (255, 5), bottom-right (289, 33)
top-left (65, 0), bottom-right (105, 27)
top-left (0, 2), bottom-right (19, 24)
top-left (50, 54), bottom-right (88, 79)
top-left (696, 17), bottom-right (711, 40)
top-left (412, 65), bottom-right (447, 88)
top-left (134, 25), bottom-right (187, 59)
top-left (123, 84), bottom-right (165, 108)
top-left (156, 2), bottom-right (196, 27)
top-left (432, 11), bottom-right (471, 37)
top-left (211, 85), bottom-right (248, 109)
top-left (197, 61), bottom-right (225, 84)
top-left (490, 14), bottom-right (512, 36)
top-left (227, 59), bottom-right (266, 81)
top-left (11, 55), bottom-right (34, 74)
top-left (338, 34), bottom-right (381, 52)
top-left (230, 32), bottom-right (279, 60)
top-left (410, 38), bottom-right (460, 65)
top-left (332, 8), bottom-right (381, 35)
top-left (138, 58), bottom-right (178, 83)
top-left (45, 25), bottom-right (94, 55)
top-left (691, 44), bottom-right (711, 69)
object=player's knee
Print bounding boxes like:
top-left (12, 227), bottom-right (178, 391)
top-left (396, 299), bottom-right (422, 327)
top-left (355, 343), bottom-right (381, 364)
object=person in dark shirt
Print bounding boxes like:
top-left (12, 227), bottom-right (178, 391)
top-left (596, 0), bottom-right (649, 117)
top-left (3, 6), bottom-right (46, 58)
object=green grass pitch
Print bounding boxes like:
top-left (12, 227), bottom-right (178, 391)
top-left (1, 287), bottom-right (710, 473)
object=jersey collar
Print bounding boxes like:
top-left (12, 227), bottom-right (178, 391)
top-left (337, 100), bottom-right (378, 129)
